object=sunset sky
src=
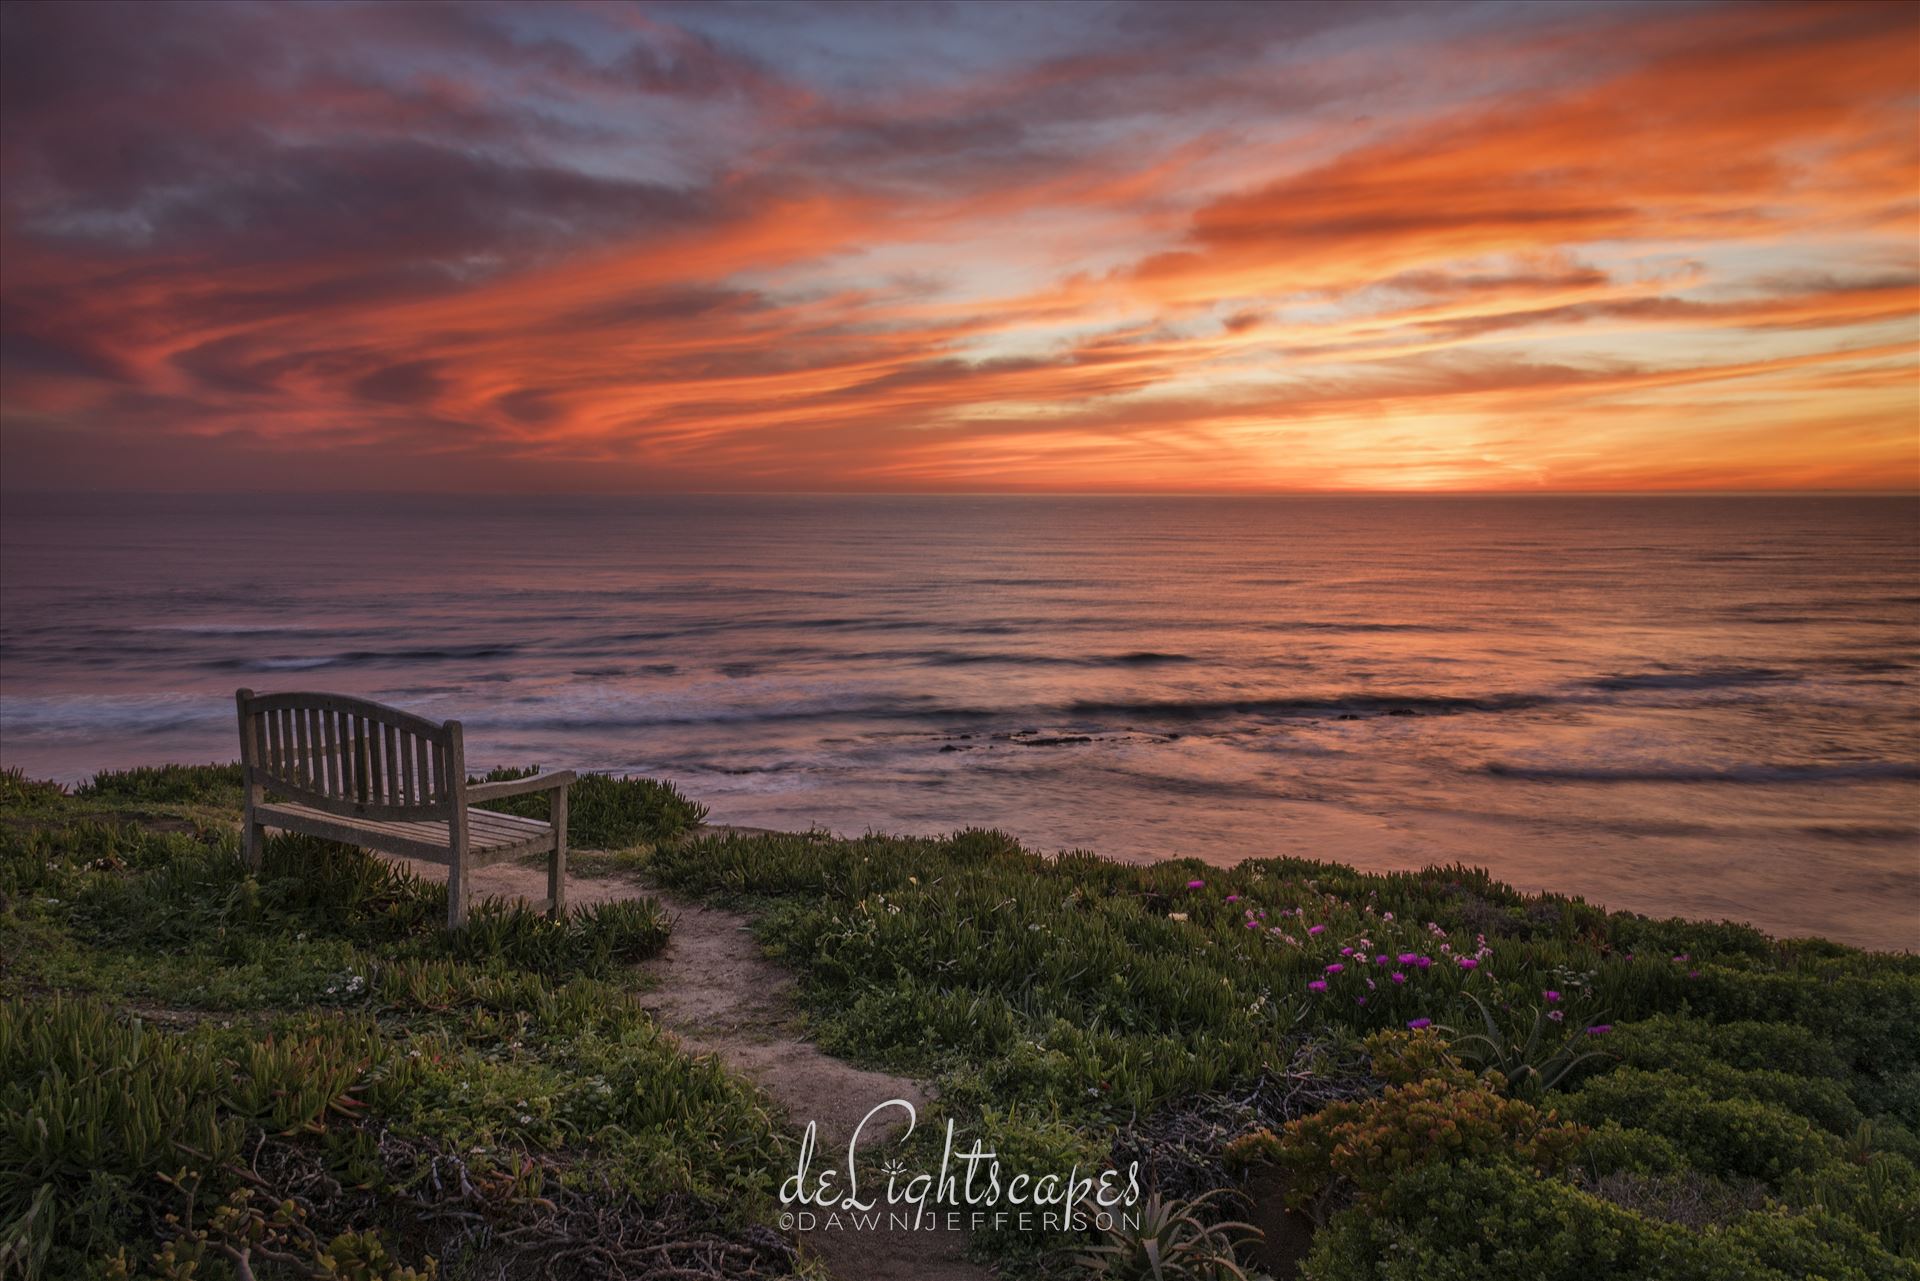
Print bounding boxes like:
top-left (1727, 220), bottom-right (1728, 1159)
top-left (1, 0), bottom-right (1915, 493)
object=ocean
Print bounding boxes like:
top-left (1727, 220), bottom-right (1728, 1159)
top-left (2, 492), bottom-right (1915, 950)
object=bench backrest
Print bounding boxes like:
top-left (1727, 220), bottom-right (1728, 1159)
top-left (236, 689), bottom-right (465, 820)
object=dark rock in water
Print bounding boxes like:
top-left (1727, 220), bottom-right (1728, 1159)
top-left (1016, 734), bottom-right (1094, 747)
top-left (1388, 708), bottom-right (1418, 716)
top-left (1337, 713), bottom-right (1362, 720)
top-left (939, 744), bottom-right (968, 753)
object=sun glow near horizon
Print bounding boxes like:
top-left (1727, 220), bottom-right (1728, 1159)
top-left (1, 0), bottom-right (1915, 494)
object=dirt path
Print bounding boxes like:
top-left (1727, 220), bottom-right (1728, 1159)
top-left (391, 853), bottom-right (988, 1281)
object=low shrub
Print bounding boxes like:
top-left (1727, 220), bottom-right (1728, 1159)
top-left (1783, 1152), bottom-right (1920, 1257)
top-left (0, 768), bottom-right (66, 815)
top-left (1684, 965), bottom-right (1920, 1080)
top-left (1303, 1160), bottom-right (1911, 1281)
top-left (1602, 1013), bottom-right (1849, 1081)
top-left (76, 763), bottom-right (244, 806)
top-left (1576, 1120), bottom-right (1690, 1178)
top-left (472, 767), bottom-right (707, 848)
top-left (1565, 1069), bottom-right (1841, 1185)
top-left (440, 895), bottom-right (672, 977)
top-left (51, 828), bottom-right (671, 981)
top-left (2, 820), bottom-right (213, 902)
top-left (1241, 1073), bottom-right (1586, 1220)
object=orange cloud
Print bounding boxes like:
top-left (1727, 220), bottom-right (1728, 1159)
top-left (1, 1), bottom-right (1914, 493)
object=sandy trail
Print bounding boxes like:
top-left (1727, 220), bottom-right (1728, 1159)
top-left (391, 852), bottom-right (987, 1281)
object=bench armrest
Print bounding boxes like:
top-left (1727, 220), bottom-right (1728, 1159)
top-left (467, 770), bottom-right (577, 802)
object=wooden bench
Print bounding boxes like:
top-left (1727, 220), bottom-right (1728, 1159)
top-left (235, 689), bottom-right (573, 928)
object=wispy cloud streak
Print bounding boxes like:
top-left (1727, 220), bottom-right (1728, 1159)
top-left (2, 0), bottom-right (1914, 491)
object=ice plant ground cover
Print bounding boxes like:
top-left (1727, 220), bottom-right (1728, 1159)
top-left (0, 767), bottom-right (787, 1281)
top-left (646, 829), bottom-right (1920, 1278)
top-left (2, 765), bottom-right (1917, 1279)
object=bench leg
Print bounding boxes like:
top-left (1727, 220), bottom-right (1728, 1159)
top-left (241, 791), bottom-right (265, 871)
top-left (548, 787), bottom-right (568, 921)
top-left (447, 848), bottom-right (470, 928)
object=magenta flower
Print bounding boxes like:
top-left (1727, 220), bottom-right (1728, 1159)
top-left (1398, 952), bottom-right (1418, 965)
top-left (1543, 989), bottom-right (1562, 1003)
top-left (1407, 1017), bottom-right (1432, 1030)
top-left (1341, 946), bottom-right (1353, 956)
top-left (1356, 996), bottom-right (1367, 1006)
top-left (1391, 971), bottom-right (1407, 984)
top-left (1325, 963), bottom-right (1345, 975)
top-left (1308, 924), bottom-right (1327, 936)
top-left (1687, 970), bottom-right (1701, 979)
top-left (1186, 879), bottom-right (1206, 890)
top-left (1457, 957), bottom-right (1478, 970)
top-left (1225, 895), bottom-right (1240, 903)
top-left (1375, 955), bottom-right (1390, 966)
top-left (1307, 980), bottom-right (1328, 993)
top-left (1414, 956), bottom-right (1432, 970)
top-left (1586, 1024), bottom-right (1612, 1036)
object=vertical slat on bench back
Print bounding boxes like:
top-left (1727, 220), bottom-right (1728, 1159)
top-left (305, 708), bottom-right (323, 791)
top-left (348, 713), bottom-right (364, 805)
top-left (236, 690), bottom-right (455, 820)
top-left (363, 714), bottom-right (379, 805)
top-left (396, 724), bottom-right (414, 805)
top-left (337, 709), bottom-right (353, 803)
top-left (415, 734), bottom-right (433, 807)
top-left (383, 722), bottom-right (399, 807)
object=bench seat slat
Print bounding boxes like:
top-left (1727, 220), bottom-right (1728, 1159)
top-left (256, 800), bottom-right (555, 866)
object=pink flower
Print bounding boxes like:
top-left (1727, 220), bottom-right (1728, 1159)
top-left (1391, 971), bottom-right (1407, 984)
top-left (1187, 879), bottom-right (1206, 890)
top-left (1307, 980), bottom-right (1328, 993)
top-left (1407, 1017), bottom-right (1432, 1030)
top-left (1325, 963), bottom-right (1345, 975)
top-left (1382, 912), bottom-right (1395, 922)
top-left (1543, 989), bottom-right (1561, 1003)
top-left (1457, 957), bottom-right (1478, 970)
top-left (1547, 1010), bottom-right (1565, 1023)
top-left (1308, 924), bottom-right (1327, 936)
top-left (1225, 895), bottom-right (1240, 903)
top-left (1341, 946), bottom-right (1353, 956)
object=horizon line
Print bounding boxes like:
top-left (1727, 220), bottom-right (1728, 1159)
top-left (2, 486), bottom-right (1917, 501)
